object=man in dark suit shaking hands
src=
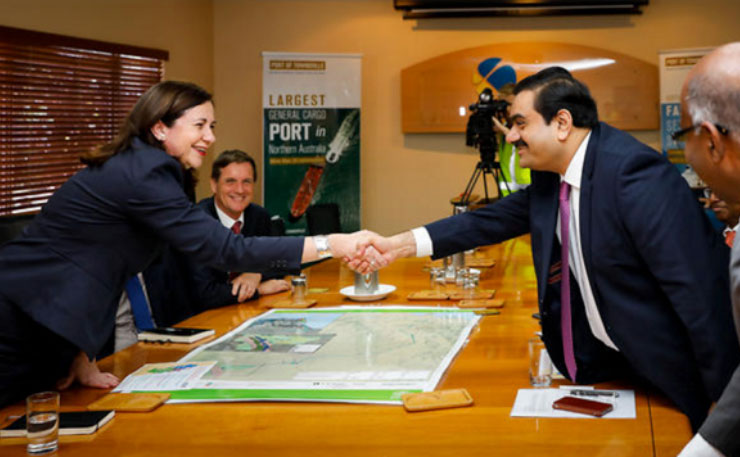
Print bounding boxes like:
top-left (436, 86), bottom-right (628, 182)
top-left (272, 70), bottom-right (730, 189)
top-left (359, 67), bottom-right (740, 431)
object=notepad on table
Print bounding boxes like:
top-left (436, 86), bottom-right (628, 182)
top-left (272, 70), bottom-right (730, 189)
top-left (137, 327), bottom-right (214, 344)
top-left (0, 410), bottom-right (115, 437)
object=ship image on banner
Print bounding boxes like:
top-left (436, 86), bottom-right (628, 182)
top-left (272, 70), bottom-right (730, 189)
top-left (262, 52), bottom-right (361, 235)
top-left (290, 110), bottom-right (359, 220)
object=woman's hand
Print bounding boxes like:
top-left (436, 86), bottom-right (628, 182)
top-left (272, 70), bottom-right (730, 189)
top-left (56, 351), bottom-right (119, 390)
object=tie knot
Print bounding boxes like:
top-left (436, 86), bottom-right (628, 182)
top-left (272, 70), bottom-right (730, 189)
top-left (231, 221), bottom-right (242, 234)
top-left (559, 181), bottom-right (570, 202)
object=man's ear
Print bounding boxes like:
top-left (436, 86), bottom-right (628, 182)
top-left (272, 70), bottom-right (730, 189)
top-left (701, 121), bottom-right (726, 164)
top-left (210, 178), bottom-right (218, 195)
top-left (554, 109), bottom-right (573, 141)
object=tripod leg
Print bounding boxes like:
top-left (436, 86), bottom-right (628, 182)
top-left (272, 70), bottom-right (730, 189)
top-left (481, 170), bottom-right (490, 203)
top-left (489, 167), bottom-right (510, 202)
top-left (461, 163), bottom-right (483, 205)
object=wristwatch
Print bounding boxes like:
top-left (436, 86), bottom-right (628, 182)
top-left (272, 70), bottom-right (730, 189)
top-left (314, 235), bottom-right (333, 259)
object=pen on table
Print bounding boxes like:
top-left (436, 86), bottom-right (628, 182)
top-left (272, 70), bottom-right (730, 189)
top-left (569, 389), bottom-right (619, 398)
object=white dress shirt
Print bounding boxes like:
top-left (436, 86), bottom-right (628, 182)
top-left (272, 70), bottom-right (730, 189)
top-left (412, 131), bottom-right (618, 351)
top-left (214, 203), bottom-right (245, 230)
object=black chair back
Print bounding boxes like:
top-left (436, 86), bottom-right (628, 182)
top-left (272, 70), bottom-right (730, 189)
top-left (0, 214), bottom-right (35, 246)
top-left (269, 215), bottom-right (287, 236)
top-left (306, 203), bottom-right (341, 235)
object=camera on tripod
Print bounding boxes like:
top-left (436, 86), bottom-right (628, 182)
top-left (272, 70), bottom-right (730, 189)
top-left (459, 88), bottom-right (511, 206)
top-left (466, 88), bottom-right (509, 166)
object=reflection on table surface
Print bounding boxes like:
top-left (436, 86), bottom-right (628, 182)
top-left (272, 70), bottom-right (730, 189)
top-left (0, 236), bottom-right (692, 456)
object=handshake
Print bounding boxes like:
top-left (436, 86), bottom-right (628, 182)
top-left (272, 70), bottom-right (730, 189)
top-left (318, 230), bottom-right (418, 274)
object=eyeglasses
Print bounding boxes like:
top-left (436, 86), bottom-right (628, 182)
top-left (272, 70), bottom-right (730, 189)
top-left (671, 123), bottom-right (729, 142)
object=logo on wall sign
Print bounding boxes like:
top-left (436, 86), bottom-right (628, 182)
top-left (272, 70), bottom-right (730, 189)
top-left (473, 58), bottom-right (517, 95)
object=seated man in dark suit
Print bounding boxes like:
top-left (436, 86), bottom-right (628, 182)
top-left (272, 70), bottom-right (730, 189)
top-left (190, 149), bottom-right (290, 309)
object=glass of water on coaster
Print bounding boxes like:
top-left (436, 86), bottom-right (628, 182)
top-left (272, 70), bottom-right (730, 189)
top-left (291, 274), bottom-right (308, 304)
top-left (26, 391), bottom-right (59, 454)
top-left (429, 267), bottom-right (445, 291)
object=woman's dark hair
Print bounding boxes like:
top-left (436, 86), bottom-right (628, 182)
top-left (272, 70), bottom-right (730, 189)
top-left (81, 80), bottom-right (213, 166)
top-left (514, 67), bottom-right (599, 129)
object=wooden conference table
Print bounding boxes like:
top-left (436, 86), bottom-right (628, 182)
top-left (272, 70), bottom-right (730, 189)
top-left (0, 236), bottom-right (692, 456)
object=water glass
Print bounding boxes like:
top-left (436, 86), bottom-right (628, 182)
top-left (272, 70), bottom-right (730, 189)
top-left (354, 271), bottom-right (379, 295)
top-left (26, 391), bottom-right (59, 454)
top-left (291, 275), bottom-right (307, 304)
top-left (429, 267), bottom-right (444, 291)
top-left (528, 338), bottom-right (553, 387)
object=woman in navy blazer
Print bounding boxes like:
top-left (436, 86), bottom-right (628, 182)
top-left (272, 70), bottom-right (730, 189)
top-left (0, 81), bottom-right (372, 408)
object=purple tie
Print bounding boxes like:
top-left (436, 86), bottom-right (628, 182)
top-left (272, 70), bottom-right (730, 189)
top-left (559, 181), bottom-right (577, 381)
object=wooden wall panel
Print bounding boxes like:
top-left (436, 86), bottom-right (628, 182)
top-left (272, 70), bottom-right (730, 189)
top-left (401, 42), bottom-right (658, 132)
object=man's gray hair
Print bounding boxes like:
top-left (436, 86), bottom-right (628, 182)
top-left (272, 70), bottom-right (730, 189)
top-left (686, 72), bottom-right (740, 133)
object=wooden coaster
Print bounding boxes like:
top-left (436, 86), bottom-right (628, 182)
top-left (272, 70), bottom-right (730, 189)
top-left (267, 299), bottom-right (317, 309)
top-left (457, 299), bottom-right (505, 309)
top-left (87, 393), bottom-right (170, 412)
top-left (424, 259), bottom-right (445, 269)
top-left (402, 388), bottom-right (473, 412)
top-left (465, 258), bottom-right (496, 268)
top-left (407, 290), bottom-right (449, 300)
top-left (448, 290), bottom-right (494, 300)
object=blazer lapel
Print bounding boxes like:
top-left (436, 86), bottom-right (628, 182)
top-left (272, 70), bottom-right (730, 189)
top-left (535, 174), bottom-right (561, 304)
top-left (579, 123), bottom-right (601, 282)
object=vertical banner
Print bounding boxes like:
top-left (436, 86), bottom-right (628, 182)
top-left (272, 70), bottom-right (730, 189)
top-left (262, 53), bottom-right (361, 235)
top-left (659, 48), bottom-right (711, 187)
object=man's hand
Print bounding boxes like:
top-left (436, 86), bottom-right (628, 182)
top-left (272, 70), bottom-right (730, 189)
top-left (231, 272), bottom-right (262, 302)
top-left (257, 279), bottom-right (290, 296)
top-left (343, 231), bottom-right (418, 274)
top-left (492, 115), bottom-right (510, 135)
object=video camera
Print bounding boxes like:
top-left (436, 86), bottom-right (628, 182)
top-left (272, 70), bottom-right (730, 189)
top-left (465, 88), bottom-right (509, 166)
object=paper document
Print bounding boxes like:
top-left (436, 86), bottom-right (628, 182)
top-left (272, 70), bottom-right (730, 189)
top-left (170, 306), bottom-right (480, 404)
top-left (114, 361), bottom-right (216, 392)
top-left (510, 388), bottom-right (636, 419)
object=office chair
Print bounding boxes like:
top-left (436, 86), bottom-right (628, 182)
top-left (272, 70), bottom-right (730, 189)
top-left (305, 203), bottom-right (341, 235)
top-left (0, 214), bottom-right (35, 246)
top-left (269, 215), bottom-right (287, 236)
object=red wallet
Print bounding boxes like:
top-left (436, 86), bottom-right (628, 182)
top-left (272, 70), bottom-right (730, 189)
top-left (552, 396), bottom-right (614, 417)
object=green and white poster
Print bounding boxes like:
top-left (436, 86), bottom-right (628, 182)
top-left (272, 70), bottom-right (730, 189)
top-left (262, 52), bottom-right (361, 235)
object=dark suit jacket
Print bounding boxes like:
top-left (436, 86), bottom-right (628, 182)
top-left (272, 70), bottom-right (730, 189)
top-left (187, 197), bottom-right (282, 311)
top-left (0, 138), bottom-right (303, 358)
top-left (698, 239), bottom-right (740, 456)
top-left (426, 122), bottom-right (740, 431)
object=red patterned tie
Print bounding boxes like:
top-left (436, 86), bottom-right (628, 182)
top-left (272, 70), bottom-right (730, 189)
top-left (726, 230), bottom-right (736, 248)
top-left (559, 181), bottom-right (577, 381)
top-left (229, 221), bottom-right (242, 280)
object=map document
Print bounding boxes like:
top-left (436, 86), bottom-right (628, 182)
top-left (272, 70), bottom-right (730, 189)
top-left (169, 306), bottom-right (480, 404)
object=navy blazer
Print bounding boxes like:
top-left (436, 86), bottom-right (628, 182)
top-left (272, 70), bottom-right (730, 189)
top-left (0, 138), bottom-right (303, 358)
top-left (426, 123), bottom-right (740, 430)
top-left (187, 197), bottom-right (282, 310)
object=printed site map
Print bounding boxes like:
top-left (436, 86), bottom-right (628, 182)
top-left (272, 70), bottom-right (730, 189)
top-left (170, 306), bottom-right (480, 403)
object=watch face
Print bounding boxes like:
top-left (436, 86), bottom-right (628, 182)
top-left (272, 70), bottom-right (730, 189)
top-left (315, 236), bottom-right (331, 258)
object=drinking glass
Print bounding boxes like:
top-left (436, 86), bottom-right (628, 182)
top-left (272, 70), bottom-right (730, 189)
top-left (528, 338), bottom-right (553, 387)
top-left (26, 391), bottom-right (59, 454)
